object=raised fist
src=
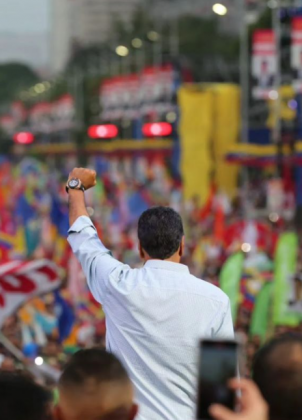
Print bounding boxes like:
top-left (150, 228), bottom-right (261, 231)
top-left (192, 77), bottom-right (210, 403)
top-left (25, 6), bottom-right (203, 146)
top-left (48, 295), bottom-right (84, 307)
top-left (68, 167), bottom-right (97, 190)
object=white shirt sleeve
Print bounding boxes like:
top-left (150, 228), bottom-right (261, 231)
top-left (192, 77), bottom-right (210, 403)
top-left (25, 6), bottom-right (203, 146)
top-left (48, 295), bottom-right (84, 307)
top-left (67, 216), bottom-right (127, 304)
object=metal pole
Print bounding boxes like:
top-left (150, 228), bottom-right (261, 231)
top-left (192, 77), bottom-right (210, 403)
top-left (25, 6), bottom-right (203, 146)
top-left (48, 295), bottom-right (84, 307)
top-left (170, 16), bottom-right (179, 58)
top-left (153, 26), bottom-right (163, 68)
top-left (239, 0), bottom-right (249, 143)
top-left (272, 2), bottom-right (282, 145)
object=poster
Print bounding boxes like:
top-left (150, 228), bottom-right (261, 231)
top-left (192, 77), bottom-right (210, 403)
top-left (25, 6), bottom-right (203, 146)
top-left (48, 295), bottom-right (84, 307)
top-left (291, 17), bottom-right (302, 93)
top-left (252, 30), bottom-right (277, 99)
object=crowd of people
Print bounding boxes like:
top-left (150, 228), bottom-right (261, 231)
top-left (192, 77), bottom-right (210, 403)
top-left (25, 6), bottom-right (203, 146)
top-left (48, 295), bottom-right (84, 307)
top-left (0, 153), bottom-right (302, 419)
top-left (2, 333), bottom-right (302, 420)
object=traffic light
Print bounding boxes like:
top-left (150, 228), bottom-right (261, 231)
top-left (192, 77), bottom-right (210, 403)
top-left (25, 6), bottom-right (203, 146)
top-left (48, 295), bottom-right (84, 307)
top-left (142, 122), bottom-right (173, 137)
top-left (13, 132), bottom-right (34, 144)
top-left (88, 125), bottom-right (118, 139)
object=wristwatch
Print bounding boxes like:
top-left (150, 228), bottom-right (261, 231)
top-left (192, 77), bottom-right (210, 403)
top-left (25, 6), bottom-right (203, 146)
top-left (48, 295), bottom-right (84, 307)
top-left (66, 178), bottom-right (85, 193)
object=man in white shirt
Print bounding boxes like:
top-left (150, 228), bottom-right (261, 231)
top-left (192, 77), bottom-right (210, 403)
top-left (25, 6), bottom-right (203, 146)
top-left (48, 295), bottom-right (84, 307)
top-left (66, 168), bottom-right (234, 420)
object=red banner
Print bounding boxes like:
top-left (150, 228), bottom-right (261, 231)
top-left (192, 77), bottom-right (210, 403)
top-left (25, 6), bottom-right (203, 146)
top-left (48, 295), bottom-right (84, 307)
top-left (99, 64), bottom-right (176, 121)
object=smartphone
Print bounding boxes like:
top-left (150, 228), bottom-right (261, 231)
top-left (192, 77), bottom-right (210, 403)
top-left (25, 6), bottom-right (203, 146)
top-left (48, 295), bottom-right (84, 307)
top-left (196, 340), bottom-right (239, 420)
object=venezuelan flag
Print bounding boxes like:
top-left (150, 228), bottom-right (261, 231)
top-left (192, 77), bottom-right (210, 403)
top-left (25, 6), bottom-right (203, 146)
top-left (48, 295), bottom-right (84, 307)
top-left (0, 232), bottom-right (15, 250)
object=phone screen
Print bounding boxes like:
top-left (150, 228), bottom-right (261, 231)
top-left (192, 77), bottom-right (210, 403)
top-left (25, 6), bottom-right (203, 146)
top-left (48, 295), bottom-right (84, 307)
top-left (196, 340), bottom-right (238, 420)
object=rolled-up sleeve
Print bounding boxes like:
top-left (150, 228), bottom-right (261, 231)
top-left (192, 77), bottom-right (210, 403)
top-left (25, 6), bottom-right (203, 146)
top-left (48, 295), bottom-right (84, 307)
top-left (67, 216), bottom-right (125, 304)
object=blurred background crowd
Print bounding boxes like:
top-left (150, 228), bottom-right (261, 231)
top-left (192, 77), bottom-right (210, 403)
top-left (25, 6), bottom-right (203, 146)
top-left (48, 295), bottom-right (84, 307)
top-left (1, 0), bottom-right (302, 384)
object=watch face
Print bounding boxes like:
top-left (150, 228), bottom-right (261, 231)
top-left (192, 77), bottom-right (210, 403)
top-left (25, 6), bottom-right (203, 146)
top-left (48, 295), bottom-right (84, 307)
top-left (69, 179), bottom-right (79, 189)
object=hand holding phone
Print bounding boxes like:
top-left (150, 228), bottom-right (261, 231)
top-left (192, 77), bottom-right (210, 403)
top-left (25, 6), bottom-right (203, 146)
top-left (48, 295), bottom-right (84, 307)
top-left (209, 378), bottom-right (268, 420)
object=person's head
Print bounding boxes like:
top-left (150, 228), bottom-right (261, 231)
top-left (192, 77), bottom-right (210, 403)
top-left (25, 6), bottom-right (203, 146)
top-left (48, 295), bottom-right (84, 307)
top-left (0, 371), bottom-right (52, 420)
top-left (253, 333), bottom-right (302, 420)
top-left (138, 206), bottom-right (184, 262)
top-left (1, 356), bottom-right (15, 371)
top-left (56, 348), bottom-right (138, 420)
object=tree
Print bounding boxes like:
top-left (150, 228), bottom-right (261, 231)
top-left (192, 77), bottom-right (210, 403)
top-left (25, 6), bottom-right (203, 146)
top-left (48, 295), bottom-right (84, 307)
top-left (0, 63), bottom-right (39, 105)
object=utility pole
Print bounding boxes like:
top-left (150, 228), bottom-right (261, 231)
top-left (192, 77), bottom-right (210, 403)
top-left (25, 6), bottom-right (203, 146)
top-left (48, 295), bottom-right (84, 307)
top-left (272, 1), bottom-right (282, 146)
top-left (240, 0), bottom-right (250, 143)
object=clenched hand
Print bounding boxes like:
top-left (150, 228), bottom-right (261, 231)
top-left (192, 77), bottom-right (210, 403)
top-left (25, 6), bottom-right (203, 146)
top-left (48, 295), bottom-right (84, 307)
top-left (68, 168), bottom-right (97, 190)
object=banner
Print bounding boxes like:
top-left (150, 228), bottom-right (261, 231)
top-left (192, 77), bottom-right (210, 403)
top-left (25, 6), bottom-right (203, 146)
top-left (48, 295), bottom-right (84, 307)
top-left (100, 64), bottom-right (176, 121)
top-left (0, 260), bottom-right (60, 328)
top-left (219, 252), bottom-right (244, 323)
top-left (250, 282), bottom-right (273, 341)
top-left (273, 232), bottom-right (300, 326)
top-left (28, 94), bottom-right (76, 134)
top-left (178, 86), bottom-right (214, 204)
top-left (291, 17), bottom-right (302, 92)
top-left (252, 30), bottom-right (277, 99)
top-left (0, 115), bottom-right (14, 135)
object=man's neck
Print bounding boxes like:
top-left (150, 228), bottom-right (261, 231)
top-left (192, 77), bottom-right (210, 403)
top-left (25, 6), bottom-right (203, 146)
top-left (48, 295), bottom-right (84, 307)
top-left (144, 256), bottom-right (181, 264)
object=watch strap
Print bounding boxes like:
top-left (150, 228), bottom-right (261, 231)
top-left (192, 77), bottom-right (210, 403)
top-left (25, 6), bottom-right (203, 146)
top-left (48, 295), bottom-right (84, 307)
top-left (66, 179), bottom-right (85, 193)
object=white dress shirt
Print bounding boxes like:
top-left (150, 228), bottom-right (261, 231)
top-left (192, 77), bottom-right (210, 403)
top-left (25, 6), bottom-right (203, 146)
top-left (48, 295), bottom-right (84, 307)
top-left (68, 216), bottom-right (234, 420)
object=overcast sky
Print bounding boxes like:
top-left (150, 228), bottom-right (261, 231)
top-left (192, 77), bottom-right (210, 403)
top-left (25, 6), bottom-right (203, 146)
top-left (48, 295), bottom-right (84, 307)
top-left (0, 0), bottom-right (49, 33)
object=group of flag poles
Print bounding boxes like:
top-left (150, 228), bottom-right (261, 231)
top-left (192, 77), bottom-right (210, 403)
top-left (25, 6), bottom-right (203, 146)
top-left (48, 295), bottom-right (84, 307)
top-left (220, 232), bottom-right (302, 342)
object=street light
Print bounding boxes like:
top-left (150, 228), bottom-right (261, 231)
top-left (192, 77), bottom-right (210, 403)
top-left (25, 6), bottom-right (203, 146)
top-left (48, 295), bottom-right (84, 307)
top-left (132, 38), bottom-right (143, 48)
top-left (212, 3), bottom-right (228, 16)
top-left (115, 45), bottom-right (129, 57)
top-left (34, 83), bottom-right (45, 94)
top-left (147, 31), bottom-right (160, 42)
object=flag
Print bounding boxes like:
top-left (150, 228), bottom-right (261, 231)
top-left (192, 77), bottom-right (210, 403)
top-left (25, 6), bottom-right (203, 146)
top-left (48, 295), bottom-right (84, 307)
top-left (250, 282), bottom-right (273, 342)
top-left (220, 252), bottom-right (244, 323)
top-left (0, 232), bottom-right (15, 250)
top-left (214, 204), bottom-right (225, 243)
top-left (50, 196), bottom-right (69, 237)
top-left (273, 232), bottom-right (300, 326)
top-left (0, 259), bottom-right (61, 328)
top-left (54, 290), bottom-right (75, 343)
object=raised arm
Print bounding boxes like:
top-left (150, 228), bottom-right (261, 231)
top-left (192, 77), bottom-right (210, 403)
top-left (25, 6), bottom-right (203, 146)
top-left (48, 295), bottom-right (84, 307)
top-left (67, 168), bottom-right (124, 304)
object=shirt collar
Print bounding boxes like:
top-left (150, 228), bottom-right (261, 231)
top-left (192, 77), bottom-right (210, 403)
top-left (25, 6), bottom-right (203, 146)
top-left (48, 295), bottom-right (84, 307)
top-left (144, 260), bottom-right (190, 273)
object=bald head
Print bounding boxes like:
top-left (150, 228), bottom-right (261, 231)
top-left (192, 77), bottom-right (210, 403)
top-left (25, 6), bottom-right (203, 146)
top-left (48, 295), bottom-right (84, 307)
top-left (57, 349), bottom-right (138, 420)
top-left (253, 334), bottom-right (302, 420)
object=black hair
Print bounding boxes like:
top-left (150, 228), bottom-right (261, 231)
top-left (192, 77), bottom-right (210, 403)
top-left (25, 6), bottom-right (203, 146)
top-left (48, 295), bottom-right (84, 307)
top-left (59, 348), bottom-right (129, 389)
top-left (0, 372), bottom-right (52, 420)
top-left (253, 333), bottom-right (302, 420)
top-left (138, 206), bottom-right (184, 260)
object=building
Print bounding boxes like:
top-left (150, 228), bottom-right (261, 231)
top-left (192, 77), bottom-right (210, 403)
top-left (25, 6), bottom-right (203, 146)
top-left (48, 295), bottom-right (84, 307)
top-left (72, 0), bottom-right (142, 47)
top-left (50, 0), bottom-right (73, 74)
top-left (50, 0), bottom-right (142, 74)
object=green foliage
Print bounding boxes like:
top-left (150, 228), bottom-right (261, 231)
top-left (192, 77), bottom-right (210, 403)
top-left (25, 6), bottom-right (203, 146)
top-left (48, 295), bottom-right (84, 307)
top-left (0, 63), bottom-right (39, 104)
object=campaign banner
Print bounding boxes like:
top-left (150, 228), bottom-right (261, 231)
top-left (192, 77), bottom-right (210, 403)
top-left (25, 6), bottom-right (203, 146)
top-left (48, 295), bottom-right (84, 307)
top-left (0, 115), bottom-right (14, 135)
top-left (219, 252), bottom-right (244, 323)
top-left (273, 232), bottom-right (300, 326)
top-left (252, 30), bottom-right (277, 99)
top-left (291, 17), bottom-right (302, 92)
top-left (28, 95), bottom-right (76, 133)
top-left (99, 64), bottom-right (176, 121)
top-left (11, 101), bottom-right (27, 127)
top-left (0, 259), bottom-right (60, 328)
top-left (29, 102), bottom-right (52, 134)
top-left (51, 94), bottom-right (76, 131)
